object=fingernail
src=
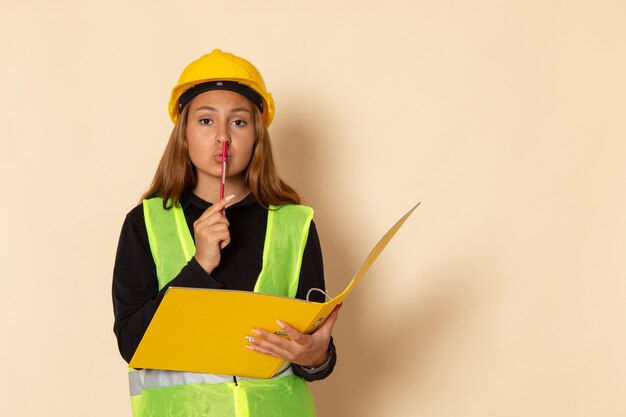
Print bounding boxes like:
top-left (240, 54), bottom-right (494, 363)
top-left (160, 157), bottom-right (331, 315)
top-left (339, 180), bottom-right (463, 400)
top-left (276, 320), bottom-right (286, 329)
top-left (225, 194), bottom-right (235, 201)
top-left (251, 329), bottom-right (261, 335)
top-left (245, 336), bottom-right (255, 343)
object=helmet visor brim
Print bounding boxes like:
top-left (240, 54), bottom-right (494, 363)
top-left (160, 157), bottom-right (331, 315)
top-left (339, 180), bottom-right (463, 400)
top-left (177, 81), bottom-right (264, 114)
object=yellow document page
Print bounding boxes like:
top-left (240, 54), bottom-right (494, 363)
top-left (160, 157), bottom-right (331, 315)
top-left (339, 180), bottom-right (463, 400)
top-left (129, 202), bottom-right (419, 378)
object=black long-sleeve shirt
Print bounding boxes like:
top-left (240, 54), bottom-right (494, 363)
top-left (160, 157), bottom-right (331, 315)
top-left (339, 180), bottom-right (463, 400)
top-left (112, 191), bottom-right (336, 381)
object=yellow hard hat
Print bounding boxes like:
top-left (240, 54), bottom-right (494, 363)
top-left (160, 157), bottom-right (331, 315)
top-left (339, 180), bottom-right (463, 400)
top-left (168, 49), bottom-right (275, 127)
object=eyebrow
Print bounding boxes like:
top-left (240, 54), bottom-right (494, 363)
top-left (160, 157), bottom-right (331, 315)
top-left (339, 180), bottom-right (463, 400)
top-left (194, 106), bottom-right (252, 114)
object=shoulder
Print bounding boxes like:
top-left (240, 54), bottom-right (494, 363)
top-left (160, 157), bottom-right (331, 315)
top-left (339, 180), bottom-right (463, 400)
top-left (115, 202), bottom-right (152, 254)
top-left (125, 196), bottom-right (165, 217)
top-left (120, 202), bottom-right (147, 238)
top-left (125, 202), bottom-right (145, 222)
top-left (123, 197), bottom-right (171, 232)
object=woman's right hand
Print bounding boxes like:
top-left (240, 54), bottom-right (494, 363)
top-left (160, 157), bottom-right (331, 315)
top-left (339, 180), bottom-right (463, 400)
top-left (193, 194), bottom-right (235, 274)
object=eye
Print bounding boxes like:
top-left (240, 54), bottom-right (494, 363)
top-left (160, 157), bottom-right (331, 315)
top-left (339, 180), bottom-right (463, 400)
top-left (232, 119), bottom-right (248, 127)
top-left (199, 118), bottom-right (213, 125)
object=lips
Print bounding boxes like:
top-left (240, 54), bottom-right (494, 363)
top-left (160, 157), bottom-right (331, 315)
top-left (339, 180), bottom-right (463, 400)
top-left (213, 153), bottom-right (230, 161)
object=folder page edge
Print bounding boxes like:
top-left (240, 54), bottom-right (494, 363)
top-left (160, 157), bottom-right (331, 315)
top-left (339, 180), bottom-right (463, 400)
top-left (333, 202), bottom-right (420, 299)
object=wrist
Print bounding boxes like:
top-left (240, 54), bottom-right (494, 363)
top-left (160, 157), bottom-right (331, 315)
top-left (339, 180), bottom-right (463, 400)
top-left (304, 350), bottom-right (330, 369)
top-left (193, 255), bottom-right (215, 275)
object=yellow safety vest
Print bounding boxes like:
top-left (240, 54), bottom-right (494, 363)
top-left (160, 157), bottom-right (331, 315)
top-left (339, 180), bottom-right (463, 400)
top-left (129, 197), bottom-right (316, 417)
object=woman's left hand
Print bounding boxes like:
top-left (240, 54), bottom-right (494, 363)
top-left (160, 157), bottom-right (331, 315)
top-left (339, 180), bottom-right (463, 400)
top-left (245, 304), bottom-right (341, 368)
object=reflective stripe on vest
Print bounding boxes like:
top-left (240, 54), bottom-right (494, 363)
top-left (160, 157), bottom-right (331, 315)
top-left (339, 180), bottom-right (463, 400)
top-left (131, 197), bottom-right (316, 417)
top-left (129, 367), bottom-right (296, 397)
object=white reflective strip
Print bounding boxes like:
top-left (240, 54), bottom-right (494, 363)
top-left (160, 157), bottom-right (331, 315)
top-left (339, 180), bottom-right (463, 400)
top-left (129, 370), bottom-right (145, 397)
top-left (129, 367), bottom-right (295, 395)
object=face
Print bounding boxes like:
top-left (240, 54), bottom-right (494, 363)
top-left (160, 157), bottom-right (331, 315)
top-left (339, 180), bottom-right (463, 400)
top-left (186, 90), bottom-right (256, 191)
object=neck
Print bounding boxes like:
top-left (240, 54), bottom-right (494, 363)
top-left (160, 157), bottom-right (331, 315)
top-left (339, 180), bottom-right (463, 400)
top-left (193, 174), bottom-right (249, 204)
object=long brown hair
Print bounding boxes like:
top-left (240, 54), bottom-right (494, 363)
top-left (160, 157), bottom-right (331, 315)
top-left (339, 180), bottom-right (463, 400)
top-left (142, 105), bottom-right (300, 209)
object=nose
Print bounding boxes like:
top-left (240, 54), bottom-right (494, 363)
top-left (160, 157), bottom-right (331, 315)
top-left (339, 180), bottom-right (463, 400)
top-left (215, 123), bottom-right (231, 144)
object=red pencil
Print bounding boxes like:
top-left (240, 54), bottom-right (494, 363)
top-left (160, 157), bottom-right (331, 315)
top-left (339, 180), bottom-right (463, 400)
top-left (219, 141), bottom-right (228, 214)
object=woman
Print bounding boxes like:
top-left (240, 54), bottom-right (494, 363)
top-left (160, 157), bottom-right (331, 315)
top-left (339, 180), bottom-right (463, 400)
top-left (112, 49), bottom-right (339, 417)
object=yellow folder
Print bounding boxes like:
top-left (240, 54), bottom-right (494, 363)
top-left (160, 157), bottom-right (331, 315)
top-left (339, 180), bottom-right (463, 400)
top-left (129, 203), bottom-right (419, 378)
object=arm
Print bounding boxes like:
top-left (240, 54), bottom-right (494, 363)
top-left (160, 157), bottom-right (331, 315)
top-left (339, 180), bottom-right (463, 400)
top-left (111, 204), bottom-right (223, 363)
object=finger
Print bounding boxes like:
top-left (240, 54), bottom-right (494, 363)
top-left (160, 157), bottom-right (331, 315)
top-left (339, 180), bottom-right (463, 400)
top-left (193, 217), bottom-right (228, 238)
top-left (219, 235), bottom-right (231, 250)
top-left (196, 194), bottom-right (235, 222)
top-left (195, 213), bottom-right (230, 228)
top-left (245, 340), bottom-right (290, 361)
top-left (245, 334), bottom-right (294, 361)
top-left (275, 320), bottom-right (307, 345)
top-left (195, 221), bottom-right (230, 235)
top-left (195, 225), bottom-right (230, 243)
top-left (195, 209), bottom-right (231, 228)
top-left (315, 304), bottom-right (342, 336)
top-left (250, 328), bottom-right (295, 350)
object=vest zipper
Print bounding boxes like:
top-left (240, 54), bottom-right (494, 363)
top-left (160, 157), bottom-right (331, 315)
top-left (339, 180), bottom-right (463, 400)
top-left (233, 375), bottom-right (238, 386)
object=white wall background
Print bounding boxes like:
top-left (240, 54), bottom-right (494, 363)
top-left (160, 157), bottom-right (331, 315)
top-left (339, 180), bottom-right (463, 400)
top-left (1, 1), bottom-right (625, 416)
